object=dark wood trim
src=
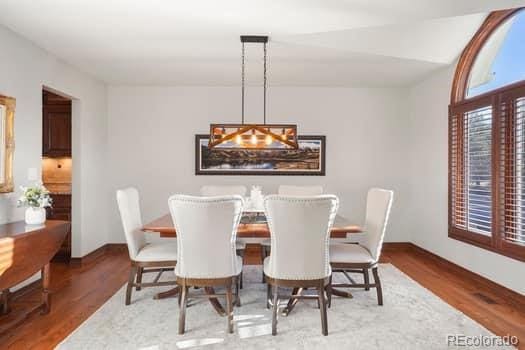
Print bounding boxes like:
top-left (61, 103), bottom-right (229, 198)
top-left (195, 134), bottom-right (326, 176)
top-left (70, 243), bottom-right (128, 266)
top-left (450, 9), bottom-right (522, 104)
top-left (448, 10), bottom-right (525, 261)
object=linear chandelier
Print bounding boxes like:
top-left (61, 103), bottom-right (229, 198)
top-left (208, 35), bottom-right (298, 149)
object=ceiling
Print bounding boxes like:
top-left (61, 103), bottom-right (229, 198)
top-left (0, 0), bottom-right (524, 87)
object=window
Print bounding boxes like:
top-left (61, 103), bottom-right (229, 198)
top-left (449, 9), bottom-right (525, 261)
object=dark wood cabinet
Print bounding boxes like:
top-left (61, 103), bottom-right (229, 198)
top-left (47, 194), bottom-right (72, 262)
top-left (42, 91), bottom-right (72, 157)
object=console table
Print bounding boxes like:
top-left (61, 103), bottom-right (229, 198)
top-left (0, 220), bottom-right (70, 333)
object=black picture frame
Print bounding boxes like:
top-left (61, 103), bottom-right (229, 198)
top-left (195, 134), bottom-right (326, 176)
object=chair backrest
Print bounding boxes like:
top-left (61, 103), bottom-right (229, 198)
top-left (168, 195), bottom-right (244, 278)
top-left (264, 195), bottom-right (338, 280)
top-left (200, 185), bottom-right (247, 197)
top-left (116, 187), bottom-right (147, 260)
top-left (360, 188), bottom-right (394, 262)
top-left (277, 185), bottom-right (323, 196)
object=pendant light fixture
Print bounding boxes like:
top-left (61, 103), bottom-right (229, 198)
top-left (208, 35), bottom-right (298, 149)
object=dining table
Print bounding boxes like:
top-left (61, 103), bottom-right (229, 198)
top-left (142, 212), bottom-right (362, 316)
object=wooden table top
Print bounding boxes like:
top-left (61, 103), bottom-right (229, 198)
top-left (142, 214), bottom-right (361, 238)
top-left (0, 220), bottom-right (70, 239)
top-left (0, 220), bottom-right (70, 290)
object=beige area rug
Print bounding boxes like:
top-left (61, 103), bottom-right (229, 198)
top-left (57, 264), bottom-right (515, 349)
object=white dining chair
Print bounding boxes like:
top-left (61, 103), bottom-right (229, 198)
top-left (168, 195), bottom-right (244, 334)
top-left (329, 188), bottom-right (393, 306)
top-left (263, 195), bottom-right (338, 336)
top-left (261, 185), bottom-right (325, 278)
top-left (116, 187), bottom-right (178, 305)
top-left (199, 185), bottom-right (248, 287)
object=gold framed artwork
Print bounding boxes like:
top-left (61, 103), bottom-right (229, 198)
top-left (0, 95), bottom-right (15, 193)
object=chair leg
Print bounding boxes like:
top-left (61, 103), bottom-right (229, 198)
top-left (318, 282), bottom-right (328, 336)
top-left (136, 267), bottom-right (143, 291)
top-left (326, 275), bottom-right (332, 308)
top-left (178, 285), bottom-right (188, 334)
top-left (125, 266), bottom-right (137, 305)
top-left (226, 284), bottom-right (234, 334)
top-left (261, 247), bottom-right (267, 283)
top-left (363, 268), bottom-right (370, 291)
top-left (240, 271), bottom-right (243, 290)
top-left (266, 280), bottom-right (271, 309)
top-left (235, 276), bottom-right (241, 307)
top-left (271, 285), bottom-right (279, 336)
top-left (372, 267), bottom-right (383, 306)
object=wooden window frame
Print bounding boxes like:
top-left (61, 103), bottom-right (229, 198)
top-left (449, 9), bottom-right (525, 262)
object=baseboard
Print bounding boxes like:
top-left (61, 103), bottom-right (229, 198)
top-left (8, 279), bottom-right (42, 301)
top-left (70, 243), bottom-right (128, 266)
top-left (406, 243), bottom-right (525, 309)
top-left (382, 242), bottom-right (412, 252)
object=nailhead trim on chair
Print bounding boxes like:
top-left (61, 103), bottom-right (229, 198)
top-left (263, 195), bottom-right (339, 280)
top-left (169, 195), bottom-right (244, 279)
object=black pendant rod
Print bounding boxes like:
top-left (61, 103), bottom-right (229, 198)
top-left (240, 35), bottom-right (269, 126)
top-left (241, 41), bottom-right (245, 125)
top-left (263, 41), bottom-right (267, 125)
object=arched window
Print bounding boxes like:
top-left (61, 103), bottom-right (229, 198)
top-left (449, 9), bottom-right (525, 261)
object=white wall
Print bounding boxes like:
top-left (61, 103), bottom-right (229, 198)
top-left (107, 86), bottom-right (412, 244)
top-left (408, 65), bottom-right (525, 294)
top-left (0, 24), bottom-right (108, 258)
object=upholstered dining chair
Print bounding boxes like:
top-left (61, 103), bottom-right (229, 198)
top-left (168, 195), bottom-right (244, 334)
top-left (261, 185), bottom-right (325, 279)
top-left (329, 188), bottom-right (393, 306)
top-left (199, 185), bottom-right (248, 288)
top-left (116, 187), bottom-right (178, 305)
top-left (263, 195), bottom-right (338, 336)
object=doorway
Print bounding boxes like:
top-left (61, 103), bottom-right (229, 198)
top-left (42, 89), bottom-right (72, 261)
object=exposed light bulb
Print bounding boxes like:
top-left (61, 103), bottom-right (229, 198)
top-left (235, 134), bottom-right (242, 144)
top-left (265, 134), bottom-right (273, 145)
top-left (251, 133), bottom-right (257, 145)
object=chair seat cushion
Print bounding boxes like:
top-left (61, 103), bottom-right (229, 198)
top-left (329, 243), bottom-right (374, 264)
top-left (135, 242), bottom-right (178, 262)
top-left (175, 255), bottom-right (243, 278)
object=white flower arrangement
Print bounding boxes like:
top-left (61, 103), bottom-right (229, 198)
top-left (17, 184), bottom-right (53, 208)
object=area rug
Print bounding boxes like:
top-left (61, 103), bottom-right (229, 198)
top-left (57, 264), bottom-right (514, 349)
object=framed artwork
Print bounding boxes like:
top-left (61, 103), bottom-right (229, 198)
top-left (195, 134), bottom-right (325, 176)
top-left (0, 95), bottom-right (15, 193)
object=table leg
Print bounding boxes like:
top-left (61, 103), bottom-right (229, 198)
top-left (282, 288), bottom-right (302, 316)
top-left (330, 288), bottom-right (353, 298)
top-left (154, 286), bottom-right (180, 300)
top-left (41, 264), bottom-right (51, 314)
top-left (1, 289), bottom-right (10, 315)
top-left (204, 287), bottom-right (226, 316)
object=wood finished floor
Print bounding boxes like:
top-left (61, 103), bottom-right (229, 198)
top-left (0, 245), bottom-right (523, 349)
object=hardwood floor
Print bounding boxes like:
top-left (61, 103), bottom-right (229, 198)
top-left (0, 244), bottom-right (523, 349)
